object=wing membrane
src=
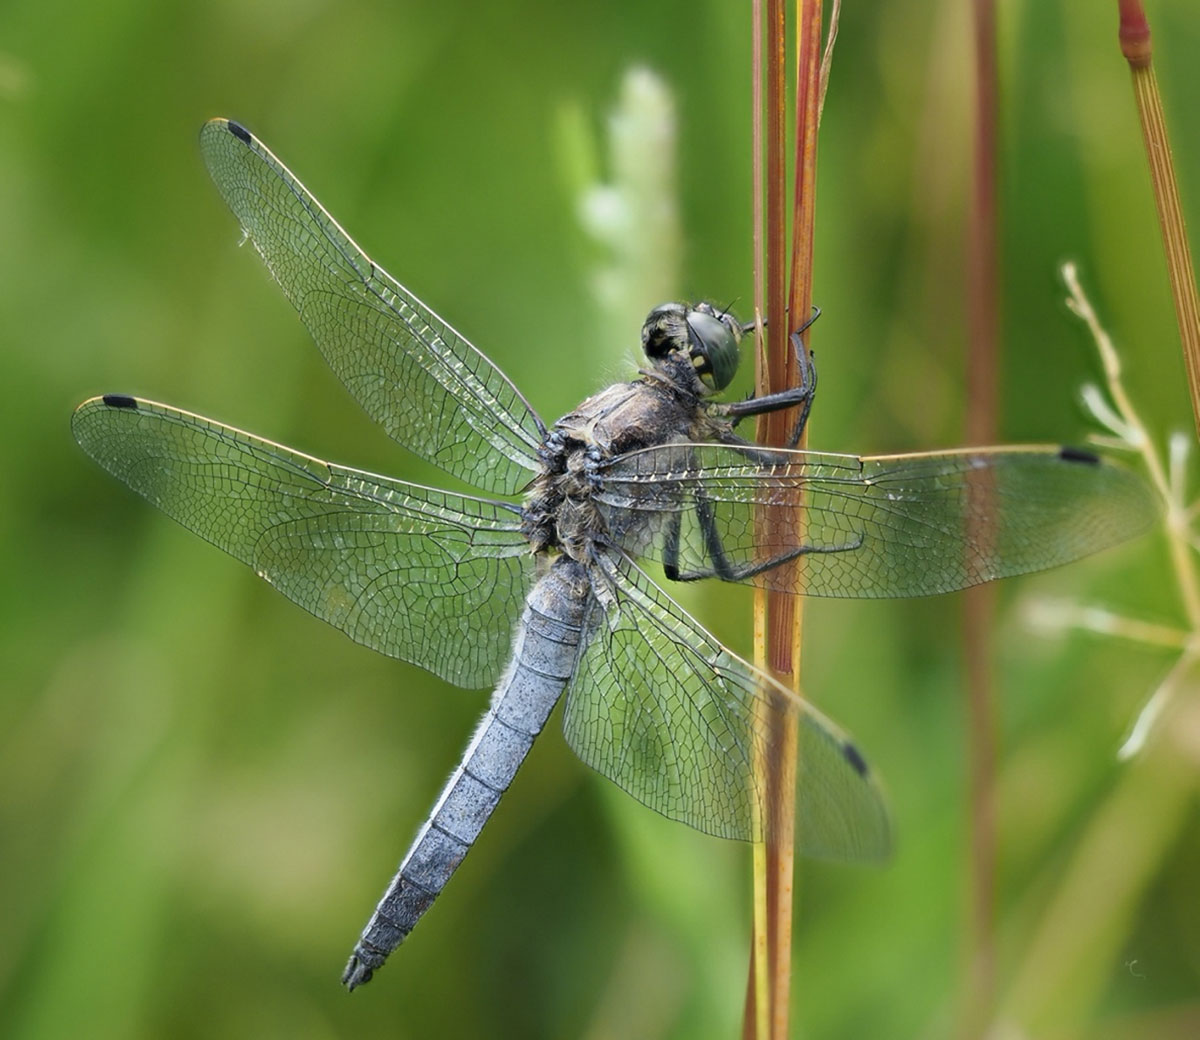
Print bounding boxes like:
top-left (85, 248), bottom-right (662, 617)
top-left (199, 118), bottom-right (545, 496)
top-left (594, 443), bottom-right (1156, 597)
top-left (72, 395), bottom-right (535, 688)
top-left (562, 550), bottom-right (891, 858)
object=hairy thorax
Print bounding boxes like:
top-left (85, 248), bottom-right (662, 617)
top-left (521, 369), bottom-right (717, 563)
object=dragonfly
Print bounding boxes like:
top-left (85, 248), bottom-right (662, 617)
top-left (72, 119), bottom-right (1155, 990)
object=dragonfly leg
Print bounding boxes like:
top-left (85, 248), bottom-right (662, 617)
top-left (662, 486), bottom-right (864, 584)
top-left (663, 494), bottom-right (751, 582)
top-left (720, 319), bottom-right (819, 447)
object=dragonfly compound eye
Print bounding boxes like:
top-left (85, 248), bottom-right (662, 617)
top-left (686, 309), bottom-right (741, 391)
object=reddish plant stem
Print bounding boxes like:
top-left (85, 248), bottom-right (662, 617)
top-left (756, 1), bottom-right (790, 1034)
top-left (760, 3), bottom-right (823, 1039)
top-left (962, 0), bottom-right (999, 1034)
top-left (1117, 0), bottom-right (1200, 439)
top-left (745, 3), bottom-right (825, 1036)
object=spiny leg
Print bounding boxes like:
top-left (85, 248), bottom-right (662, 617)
top-left (662, 485), bottom-right (864, 585)
top-left (721, 319), bottom-right (819, 447)
top-left (665, 308), bottom-right (856, 585)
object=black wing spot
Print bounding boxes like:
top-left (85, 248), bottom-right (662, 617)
top-left (1059, 446), bottom-right (1100, 465)
top-left (227, 120), bottom-right (252, 144)
top-left (842, 741), bottom-right (870, 778)
top-left (102, 394), bottom-right (139, 410)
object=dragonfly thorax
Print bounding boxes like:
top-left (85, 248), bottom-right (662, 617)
top-left (641, 302), bottom-right (742, 393)
top-left (522, 373), bottom-right (712, 562)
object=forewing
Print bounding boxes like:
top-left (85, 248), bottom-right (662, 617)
top-left (562, 550), bottom-right (891, 859)
top-left (199, 118), bottom-right (545, 496)
top-left (73, 395), bottom-right (535, 689)
top-left (594, 443), bottom-right (1156, 597)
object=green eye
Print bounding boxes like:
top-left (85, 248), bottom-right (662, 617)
top-left (686, 311), bottom-right (740, 391)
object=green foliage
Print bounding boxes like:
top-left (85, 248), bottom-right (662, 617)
top-left (1, 1), bottom-right (1196, 1036)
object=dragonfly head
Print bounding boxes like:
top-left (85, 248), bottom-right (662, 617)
top-left (641, 302), bottom-right (742, 394)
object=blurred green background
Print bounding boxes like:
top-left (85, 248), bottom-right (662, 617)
top-left (3, 1), bottom-right (1198, 1037)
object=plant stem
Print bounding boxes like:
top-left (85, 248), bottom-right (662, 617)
top-left (1118, 0), bottom-right (1200, 440)
top-left (751, 0), bottom-right (791, 1033)
top-left (744, 2), bottom-right (771, 1038)
top-left (750, 2), bottom-right (824, 1038)
top-left (962, 0), bottom-right (999, 1034)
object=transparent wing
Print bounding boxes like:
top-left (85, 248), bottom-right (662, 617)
top-left (594, 443), bottom-right (1156, 597)
top-left (72, 395), bottom-right (535, 689)
top-left (199, 118), bottom-right (546, 496)
top-left (562, 550), bottom-right (891, 858)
